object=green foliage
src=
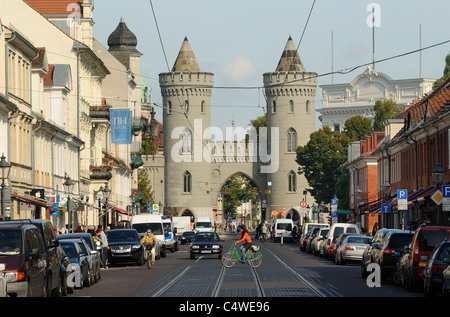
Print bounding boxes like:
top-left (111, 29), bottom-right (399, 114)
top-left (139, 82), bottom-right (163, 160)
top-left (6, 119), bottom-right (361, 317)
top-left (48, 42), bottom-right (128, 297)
top-left (432, 54), bottom-right (450, 90)
top-left (140, 136), bottom-right (157, 155)
top-left (295, 126), bottom-right (350, 204)
top-left (222, 174), bottom-right (259, 218)
top-left (137, 169), bottom-right (155, 207)
top-left (343, 115), bottom-right (373, 142)
top-left (334, 168), bottom-right (350, 209)
top-left (372, 99), bottom-right (402, 132)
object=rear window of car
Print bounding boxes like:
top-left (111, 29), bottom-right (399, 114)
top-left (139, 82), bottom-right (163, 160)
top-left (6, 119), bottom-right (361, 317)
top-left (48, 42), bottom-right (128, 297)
top-left (277, 223), bottom-right (292, 230)
top-left (333, 227), bottom-right (344, 237)
top-left (106, 230), bottom-right (138, 242)
top-left (347, 237), bottom-right (371, 244)
top-left (418, 230), bottom-right (450, 252)
top-left (389, 234), bottom-right (413, 250)
top-left (0, 229), bottom-right (22, 255)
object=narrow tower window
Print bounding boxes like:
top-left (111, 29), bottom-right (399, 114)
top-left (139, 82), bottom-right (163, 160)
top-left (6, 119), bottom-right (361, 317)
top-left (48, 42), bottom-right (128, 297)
top-left (184, 171), bottom-right (192, 193)
top-left (182, 128), bottom-right (192, 154)
top-left (287, 128), bottom-right (297, 152)
top-left (168, 101), bottom-right (172, 114)
top-left (288, 171), bottom-right (296, 192)
top-left (272, 100), bottom-right (276, 113)
top-left (289, 100), bottom-right (294, 113)
top-left (185, 100), bottom-right (189, 113)
top-left (306, 100), bottom-right (310, 113)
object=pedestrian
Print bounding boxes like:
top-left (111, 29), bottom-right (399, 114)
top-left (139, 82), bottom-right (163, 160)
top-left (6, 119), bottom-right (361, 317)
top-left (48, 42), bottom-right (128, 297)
top-left (96, 225), bottom-right (109, 268)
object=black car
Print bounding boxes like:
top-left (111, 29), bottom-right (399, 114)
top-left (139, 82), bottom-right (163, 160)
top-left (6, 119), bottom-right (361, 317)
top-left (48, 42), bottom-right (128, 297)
top-left (423, 241), bottom-right (450, 296)
top-left (0, 221), bottom-right (47, 297)
top-left (106, 229), bottom-right (144, 266)
top-left (190, 231), bottom-right (223, 259)
top-left (180, 231), bottom-right (195, 245)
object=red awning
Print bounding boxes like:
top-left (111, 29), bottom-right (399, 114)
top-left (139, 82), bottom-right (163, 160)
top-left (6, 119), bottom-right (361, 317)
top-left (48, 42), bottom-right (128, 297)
top-left (12, 192), bottom-right (51, 208)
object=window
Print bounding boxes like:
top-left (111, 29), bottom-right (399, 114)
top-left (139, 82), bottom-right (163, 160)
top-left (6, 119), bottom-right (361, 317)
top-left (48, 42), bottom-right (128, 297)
top-left (184, 171), bottom-right (192, 193)
top-left (289, 100), bottom-right (294, 112)
top-left (287, 128), bottom-right (297, 152)
top-left (334, 124), bottom-right (340, 132)
top-left (306, 100), bottom-right (310, 113)
top-left (185, 100), bottom-right (189, 113)
top-left (182, 128), bottom-right (191, 154)
top-left (201, 101), bottom-right (205, 113)
top-left (272, 100), bottom-right (276, 113)
top-left (288, 171), bottom-right (296, 192)
top-left (168, 101), bottom-right (172, 114)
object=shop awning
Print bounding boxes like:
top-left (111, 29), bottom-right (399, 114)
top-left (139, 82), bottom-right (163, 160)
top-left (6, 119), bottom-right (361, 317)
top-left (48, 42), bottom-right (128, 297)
top-left (12, 192), bottom-right (51, 208)
top-left (97, 199), bottom-right (134, 216)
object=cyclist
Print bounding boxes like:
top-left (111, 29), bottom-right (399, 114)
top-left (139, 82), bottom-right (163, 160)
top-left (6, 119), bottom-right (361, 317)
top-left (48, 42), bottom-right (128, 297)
top-left (235, 225), bottom-right (252, 262)
top-left (140, 229), bottom-right (157, 266)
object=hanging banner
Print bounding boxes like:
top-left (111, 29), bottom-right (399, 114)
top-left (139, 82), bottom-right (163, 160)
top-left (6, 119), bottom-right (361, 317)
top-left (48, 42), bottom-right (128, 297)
top-left (110, 108), bottom-right (132, 144)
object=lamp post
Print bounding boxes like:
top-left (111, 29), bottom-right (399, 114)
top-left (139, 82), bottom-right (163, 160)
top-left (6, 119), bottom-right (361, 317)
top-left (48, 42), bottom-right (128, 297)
top-left (0, 154), bottom-right (11, 220)
top-left (102, 182), bottom-right (111, 228)
top-left (355, 186), bottom-right (362, 224)
top-left (129, 192), bottom-right (136, 215)
top-left (63, 176), bottom-right (75, 231)
top-left (432, 162), bottom-right (444, 224)
top-left (381, 181), bottom-right (392, 228)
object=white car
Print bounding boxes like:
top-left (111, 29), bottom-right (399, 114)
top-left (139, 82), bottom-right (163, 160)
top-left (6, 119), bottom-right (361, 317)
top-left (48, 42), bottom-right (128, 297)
top-left (0, 263), bottom-right (6, 297)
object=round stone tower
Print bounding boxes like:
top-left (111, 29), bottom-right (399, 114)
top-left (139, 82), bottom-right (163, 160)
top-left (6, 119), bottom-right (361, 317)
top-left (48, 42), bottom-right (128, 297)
top-left (159, 37), bottom-right (215, 218)
top-left (263, 36), bottom-right (318, 220)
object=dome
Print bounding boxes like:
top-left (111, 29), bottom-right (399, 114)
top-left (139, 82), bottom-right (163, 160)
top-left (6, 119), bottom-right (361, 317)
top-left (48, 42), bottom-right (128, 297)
top-left (107, 17), bottom-right (139, 52)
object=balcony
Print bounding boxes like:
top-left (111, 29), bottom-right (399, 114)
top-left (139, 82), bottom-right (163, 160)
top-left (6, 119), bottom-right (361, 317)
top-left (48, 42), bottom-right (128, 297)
top-left (89, 165), bottom-right (112, 180)
top-left (89, 105), bottom-right (110, 121)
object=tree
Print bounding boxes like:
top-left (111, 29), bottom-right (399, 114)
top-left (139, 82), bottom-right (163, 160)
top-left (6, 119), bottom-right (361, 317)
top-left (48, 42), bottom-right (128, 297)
top-left (137, 169), bottom-right (155, 207)
top-left (432, 53), bottom-right (450, 90)
top-left (343, 115), bottom-right (373, 142)
top-left (295, 126), bottom-right (350, 204)
top-left (222, 174), bottom-right (259, 218)
top-left (372, 99), bottom-right (402, 132)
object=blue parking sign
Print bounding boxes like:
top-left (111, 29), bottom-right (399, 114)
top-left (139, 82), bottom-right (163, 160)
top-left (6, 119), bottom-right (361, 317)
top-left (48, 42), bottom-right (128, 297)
top-left (397, 189), bottom-right (407, 200)
top-left (331, 199), bottom-right (338, 205)
top-left (443, 186), bottom-right (450, 197)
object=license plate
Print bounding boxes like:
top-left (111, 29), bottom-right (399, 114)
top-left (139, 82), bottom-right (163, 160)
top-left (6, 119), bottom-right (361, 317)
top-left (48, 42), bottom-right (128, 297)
top-left (201, 250), bottom-right (211, 253)
top-left (114, 249), bottom-right (129, 253)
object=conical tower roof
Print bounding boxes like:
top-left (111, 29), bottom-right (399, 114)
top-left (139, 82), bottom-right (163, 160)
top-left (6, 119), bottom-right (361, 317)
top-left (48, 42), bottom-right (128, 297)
top-left (172, 37), bottom-right (201, 72)
top-left (107, 17), bottom-right (140, 53)
top-left (275, 36), bottom-right (305, 72)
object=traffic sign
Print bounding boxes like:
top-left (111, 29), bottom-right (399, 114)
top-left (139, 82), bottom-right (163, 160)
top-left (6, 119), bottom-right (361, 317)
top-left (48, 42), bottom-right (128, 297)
top-left (431, 190), bottom-right (443, 205)
top-left (300, 200), bottom-right (307, 208)
top-left (443, 186), bottom-right (450, 197)
top-left (381, 203), bottom-right (391, 213)
top-left (397, 189), bottom-right (408, 210)
top-left (397, 189), bottom-right (408, 200)
top-left (331, 199), bottom-right (338, 205)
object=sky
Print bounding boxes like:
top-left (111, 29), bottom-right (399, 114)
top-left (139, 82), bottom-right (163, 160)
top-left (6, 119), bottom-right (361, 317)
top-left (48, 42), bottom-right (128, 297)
top-left (92, 0), bottom-right (450, 134)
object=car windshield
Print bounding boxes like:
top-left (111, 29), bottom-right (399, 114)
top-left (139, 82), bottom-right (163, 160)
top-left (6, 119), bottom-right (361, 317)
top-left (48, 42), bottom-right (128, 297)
top-left (193, 233), bottom-right (219, 242)
top-left (132, 223), bottom-right (163, 235)
top-left (346, 237), bottom-right (371, 244)
top-left (183, 232), bottom-right (194, 237)
top-left (418, 230), bottom-right (450, 252)
top-left (106, 231), bottom-right (138, 242)
top-left (163, 223), bottom-right (172, 231)
top-left (0, 230), bottom-right (22, 255)
top-left (389, 234), bottom-right (413, 250)
top-left (196, 222), bottom-right (211, 228)
top-left (61, 243), bottom-right (77, 258)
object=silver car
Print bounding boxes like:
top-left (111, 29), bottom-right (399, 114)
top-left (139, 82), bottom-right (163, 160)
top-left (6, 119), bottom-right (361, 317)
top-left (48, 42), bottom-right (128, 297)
top-left (335, 235), bottom-right (371, 265)
top-left (312, 228), bottom-right (329, 256)
top-left (0, 263), bottom-right (6, 297)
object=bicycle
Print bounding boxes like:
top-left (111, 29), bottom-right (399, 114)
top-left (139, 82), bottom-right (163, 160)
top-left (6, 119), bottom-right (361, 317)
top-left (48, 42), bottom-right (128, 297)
top-left (221, 245), bottom-right (263, 268)
top-left (144, 244), bottom-right (154, 269)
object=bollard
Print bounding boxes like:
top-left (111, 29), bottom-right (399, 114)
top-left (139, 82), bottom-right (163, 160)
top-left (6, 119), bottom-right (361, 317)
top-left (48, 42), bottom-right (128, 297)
top-left (281, 236), bottom-right (283, 247)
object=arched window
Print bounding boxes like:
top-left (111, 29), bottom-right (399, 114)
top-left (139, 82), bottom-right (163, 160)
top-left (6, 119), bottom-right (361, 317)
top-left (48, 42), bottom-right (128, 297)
top-left (201, 100), bottom-right (205, 113)
top-left (185, 100), bottom-right (189, 113)
top-left (289, 100), bottom-right (294, 113)
top-left (306, 100), bottom-right (310, 113)
top-left (182, 128), bottom-right (191, 154)
top-left (272, 100), bottom-right (276, 113)
top-left (183, 171), bottom-right (192, 193)
top-left (168, 101), bottom-right (172, 114)
top-left (287, 128), bottom-right (297, 152)
top-left (288, 171), bottom-right (296, 192)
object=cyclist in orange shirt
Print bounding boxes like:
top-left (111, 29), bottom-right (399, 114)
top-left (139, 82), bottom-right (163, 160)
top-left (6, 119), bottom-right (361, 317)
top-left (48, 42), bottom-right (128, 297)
top-left (235, 225), bottom-right (252, 262)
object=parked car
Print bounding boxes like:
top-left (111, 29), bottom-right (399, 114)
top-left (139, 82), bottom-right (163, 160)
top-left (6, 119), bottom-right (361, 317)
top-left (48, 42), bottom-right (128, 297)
top-left (335, 235), bottom-right (371, 265)
top-left (361, 229), bottom-right (414, 281)
top-left (0, 263), bottom-right (6, 297)
top-left (300, 231), bottom-right (311, 252)
top-left (57, 233), bottom-right (101, 283)
top-left (442, 262), bottom-right (450, 296)
top-left (56, 245), bottom-right (71, 296)
top-left (306, 227), bottom-right (321, 254)
top-left (180, 231), bottom-right (195, 245)
top-left (313, 228), bottom-right (329, 257)
top-left (59, 240), bottom-right (91, 289)
top-left (0, 221), bottom-right (47, 297)
top-left (190, 231), bottom-right (223, 259)
top-left (325, 223), bottom-right (361, 260)
top-left (106, 229), bottom-right (144, 266)
top-left (402, 224), bottom-right (450, 290)
top-left (329, 233), bottom-right (356, 262)
top-left (10, 219), bottom-right (62, 296)
top-left (423, 241), bottom-right (450, 296)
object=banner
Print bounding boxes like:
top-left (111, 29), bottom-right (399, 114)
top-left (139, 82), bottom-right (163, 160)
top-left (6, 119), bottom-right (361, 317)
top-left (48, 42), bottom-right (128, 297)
top-left (110, 108), bottom-right (132, 144)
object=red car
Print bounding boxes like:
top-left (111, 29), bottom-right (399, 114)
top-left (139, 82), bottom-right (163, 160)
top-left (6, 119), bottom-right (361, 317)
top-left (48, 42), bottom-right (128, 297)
top-left (403, 224), bottom-right (450, 290)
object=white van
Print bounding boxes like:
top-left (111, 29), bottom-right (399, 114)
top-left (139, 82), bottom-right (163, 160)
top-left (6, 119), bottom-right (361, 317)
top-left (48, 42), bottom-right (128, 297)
top-left (162, 217), bottom-right (178, 252)
top-left (273, 219), bottom-right (294, 242)
top-left (130, 214), bottom-right (167, 258)
top-left (194, 217), bottom-right (214, 233)
top-left (324, 223), bottom-right (361, 258)
top-left (301, 223), bottom-right (330, 240)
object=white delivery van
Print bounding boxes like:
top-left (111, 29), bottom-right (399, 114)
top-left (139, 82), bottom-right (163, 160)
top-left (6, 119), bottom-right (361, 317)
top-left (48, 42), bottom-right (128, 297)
top-left (273, 219), bottom-right (294, 242)
top-left (130, 214), bottom-right (167, 258)
top-left (172, 216), bottom-right (192, 237)
top-left (194, 217), bottom-right (214, 232)
top-left (301, 223), bottom-right (330, 240)
top-left (162, 217), bottom-right (178, 252)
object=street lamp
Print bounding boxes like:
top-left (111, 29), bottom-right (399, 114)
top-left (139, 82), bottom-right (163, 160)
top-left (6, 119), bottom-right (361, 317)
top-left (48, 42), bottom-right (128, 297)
top-left (382, 181), bottom-right (391, 199)
top-left (0, 154), bottom-right (12, 219)
top-left (102, 183), bottom-right (111, 227)
top-left (63, 176), bottom-right (75, 231)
